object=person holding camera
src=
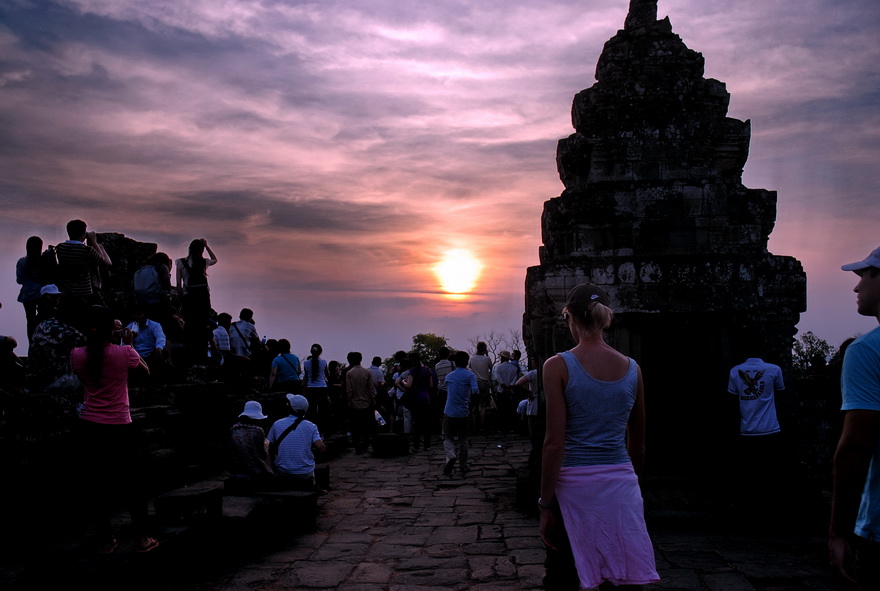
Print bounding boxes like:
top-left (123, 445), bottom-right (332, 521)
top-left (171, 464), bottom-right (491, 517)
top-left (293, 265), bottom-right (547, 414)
top-left (54, 220), bottom-right (112, 325)
top-left (175, 238), bottom-right (217, 365)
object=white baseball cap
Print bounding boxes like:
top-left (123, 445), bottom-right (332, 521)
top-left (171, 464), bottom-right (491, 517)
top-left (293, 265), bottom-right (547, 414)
top-left (842, 246), bottom-right (880, 272)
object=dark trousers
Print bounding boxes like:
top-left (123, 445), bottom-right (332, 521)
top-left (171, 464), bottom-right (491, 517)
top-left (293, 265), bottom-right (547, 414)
top-left (181, 286), bottom-right (211, 364)
top-left (348, 407), bottom-right (377, 452)
top-left (734, 432), bottom-right (790, 524)
top-left (305, 387), bottom-right (332, 436)
top-left (442, 415), bottom-right (469, 468)
top-left (76, 420), bottom-right (149, 542)
top-left (410, 400), bottom-right (432, 450)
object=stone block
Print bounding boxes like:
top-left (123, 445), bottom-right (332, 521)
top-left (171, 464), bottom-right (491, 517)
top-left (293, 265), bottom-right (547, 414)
top-left (154, 483), bottom-right (223, 525)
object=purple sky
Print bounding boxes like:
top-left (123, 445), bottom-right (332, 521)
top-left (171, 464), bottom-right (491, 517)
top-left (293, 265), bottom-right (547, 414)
top-left (1, 0), bottom-right (878, 363)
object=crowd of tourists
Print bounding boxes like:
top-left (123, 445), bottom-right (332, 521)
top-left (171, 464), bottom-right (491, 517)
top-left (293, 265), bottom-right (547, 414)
top-left (0, 219), bottom-right (541, 558)
top-left (5, 219), bottom-right (878, 590)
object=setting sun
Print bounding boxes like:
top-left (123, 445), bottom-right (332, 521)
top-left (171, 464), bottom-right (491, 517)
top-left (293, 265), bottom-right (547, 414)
top-left (434, 249), bottom-right (483, 294)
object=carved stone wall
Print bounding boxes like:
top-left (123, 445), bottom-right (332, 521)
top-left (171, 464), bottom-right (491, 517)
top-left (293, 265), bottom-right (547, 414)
top-left (524, 0), bottom-right (806, 475)
top-left (96, 232), bottom-right (160, 317)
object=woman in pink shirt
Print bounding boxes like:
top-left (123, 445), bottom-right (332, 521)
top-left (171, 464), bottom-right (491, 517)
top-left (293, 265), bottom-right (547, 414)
top-left (71, 305), bottom-right (157, 553)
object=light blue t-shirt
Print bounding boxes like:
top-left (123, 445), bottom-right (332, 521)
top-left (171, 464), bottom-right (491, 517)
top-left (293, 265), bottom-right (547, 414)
top-left (272, 353), bottom-right (301, 384)
top-left (444, 367), bottom-right (478, 418)
top-left (303, 357), bottom-right (328, 388)
top-left (560, 350), bottom-right (638, 467)
top-left (841, 326), bottom-right (880, 541)
top-left (126, 319), bottom-right (167, 358)
top-left (267, 415), bottom-right (322, 475)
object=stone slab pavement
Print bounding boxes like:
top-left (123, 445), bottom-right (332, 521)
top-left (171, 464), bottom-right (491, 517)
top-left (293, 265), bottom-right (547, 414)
top-left (191, 433), bottom-right (841, 591)
top-left (1, 432), bottom-right (844, 590)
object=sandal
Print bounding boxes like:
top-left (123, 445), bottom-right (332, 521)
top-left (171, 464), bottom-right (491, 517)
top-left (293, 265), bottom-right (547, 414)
top-left (136, 537), bottom-right (160, 553)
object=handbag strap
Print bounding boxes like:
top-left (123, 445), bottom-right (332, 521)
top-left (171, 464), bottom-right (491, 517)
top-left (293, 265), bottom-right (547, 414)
top-left (273, 416), bottom-right (304, 450)
top-left (232, 322), bottom-right (251, 352)
top-left (281, 354), bottom-right (300, 374)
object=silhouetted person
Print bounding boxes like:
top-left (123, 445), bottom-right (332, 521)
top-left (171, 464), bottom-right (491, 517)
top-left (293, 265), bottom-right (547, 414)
top-left (229, 400), bottom-right (274, 490)
top-left (55, 220), bottom-right (111, 323)
top-left (540, 284), bottom-right (658, 590)
top-left (830, 246), bottom-right (880, 589)
top-left (345, 351), bottom-right (377, 454)
top-left (268, 394), bottom-right (326, 491)
top-left (442, 351), bottom-right (477, 475)
top-left (71, 306), bottom-right (158, 554)
top-left (16, 235), bottom-right (46, 343)
top-left (175, 238), bottom-right (217, 365)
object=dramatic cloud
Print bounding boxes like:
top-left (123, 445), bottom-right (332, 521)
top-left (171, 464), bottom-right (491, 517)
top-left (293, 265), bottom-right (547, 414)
top-left (1, 0), bottom-right (878, 360)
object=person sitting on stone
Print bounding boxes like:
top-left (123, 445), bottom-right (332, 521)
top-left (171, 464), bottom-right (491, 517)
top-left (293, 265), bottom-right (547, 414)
top-left (211, 312), bottom-right (233, 364)
top-left (35, 282), bottom-right (63, 325)
top-left (229, 307), bottom-right (260, 358)
top-left (212, 312), bottom-right (251, 384)
top-left (133, 252), bottom-right (179, 338)
top-left (111, 319), bottom-right (124, 345)
top-left (27, 285), bottom-right (85, 401)
top-left (126, 307), bottom-right (168, 385)
top-left (228, 400), bottom-right (275, 491)
top-left (267, 394), bottom-right (326, 491)
top-left (133, 252), bottom-right (172, 307)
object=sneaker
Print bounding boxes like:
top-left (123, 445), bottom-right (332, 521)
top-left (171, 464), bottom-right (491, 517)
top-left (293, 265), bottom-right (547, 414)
top-left (443, 457), bottom-right (456, 475)
top-left (460, 464), bottom-right (470, 475)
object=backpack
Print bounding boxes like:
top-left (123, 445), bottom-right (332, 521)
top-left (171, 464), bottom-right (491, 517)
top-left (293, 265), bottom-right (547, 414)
top-left (40, 246), bottom-right (59, 285)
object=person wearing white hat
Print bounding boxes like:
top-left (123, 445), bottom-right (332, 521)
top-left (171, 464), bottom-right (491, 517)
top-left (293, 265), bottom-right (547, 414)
top-left (267, 394), bottom-right (326, 490)
top-left (830, 245), bottom-right (880, 588)
top-left (36, 284), bottom-right (63, 325)
top-left (27, 284), bottom-right (85, 394)
top-left (229, 401), bottom-right (274, 487)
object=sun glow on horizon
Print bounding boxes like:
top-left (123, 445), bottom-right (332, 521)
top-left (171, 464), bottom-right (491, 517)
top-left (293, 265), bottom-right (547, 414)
top-left (434, 249), bottom-right (483, 295)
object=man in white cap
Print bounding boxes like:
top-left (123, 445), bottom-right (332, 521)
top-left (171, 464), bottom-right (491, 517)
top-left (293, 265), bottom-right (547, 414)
top-left (830, 246), bottom-right (880, 588)
top-left (267, 394), bottom-right (326, 490)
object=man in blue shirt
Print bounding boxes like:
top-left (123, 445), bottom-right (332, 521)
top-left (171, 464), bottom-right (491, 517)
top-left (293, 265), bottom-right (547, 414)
top-left (268, 394), bottom-right (326, 491)
top-left (442, 351), bottom-right (478, 476)
top-left (126, 308), bottom-right (167, 383)
top-left (830, 246), bottom-right (880, 588)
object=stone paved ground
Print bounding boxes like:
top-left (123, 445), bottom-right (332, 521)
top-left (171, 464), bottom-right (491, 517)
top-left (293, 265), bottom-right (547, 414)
top-left (190, 433), bottom-right (840, 591)
top-left (1, 432), bottom-right (843, 590)
top-left (193, 434), bottom-right (546, 591)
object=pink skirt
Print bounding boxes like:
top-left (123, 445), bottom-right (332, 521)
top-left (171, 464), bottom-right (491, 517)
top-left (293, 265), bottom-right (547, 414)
top-left (556, 464), bottom-right (660, 589)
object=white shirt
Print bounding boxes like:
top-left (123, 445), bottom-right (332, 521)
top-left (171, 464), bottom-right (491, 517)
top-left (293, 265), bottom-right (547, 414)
top-left (229, 320), bottom-right (259, 356)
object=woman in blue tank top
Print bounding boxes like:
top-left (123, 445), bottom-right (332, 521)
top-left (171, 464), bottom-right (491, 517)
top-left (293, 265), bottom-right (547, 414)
top-left (539, 283), bottom-right (659, 590)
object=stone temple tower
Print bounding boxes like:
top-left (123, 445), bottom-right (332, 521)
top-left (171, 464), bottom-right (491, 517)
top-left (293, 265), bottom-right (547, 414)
top-left (524, 0), bottom-right (806, 473)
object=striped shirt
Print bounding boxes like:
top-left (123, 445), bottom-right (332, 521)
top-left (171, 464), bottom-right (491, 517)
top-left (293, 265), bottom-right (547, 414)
top-left (55, 240), bottom-right (106, 297)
